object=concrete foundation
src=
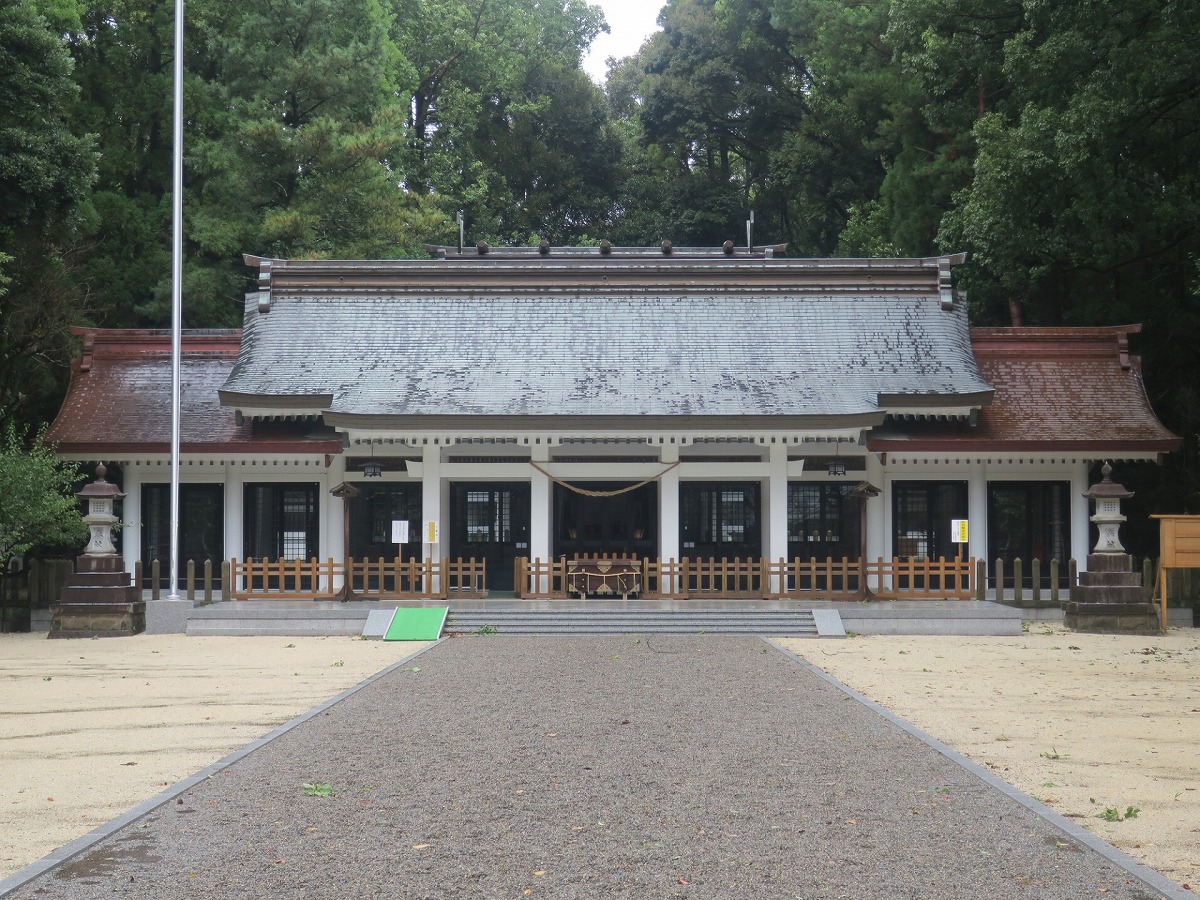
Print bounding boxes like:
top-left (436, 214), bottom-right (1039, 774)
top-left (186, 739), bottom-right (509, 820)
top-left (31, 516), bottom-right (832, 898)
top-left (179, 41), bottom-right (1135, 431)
top-left (145, 599), bottom-right (193, 635)
top-left (1062, 600), bottom-right (1161, 634)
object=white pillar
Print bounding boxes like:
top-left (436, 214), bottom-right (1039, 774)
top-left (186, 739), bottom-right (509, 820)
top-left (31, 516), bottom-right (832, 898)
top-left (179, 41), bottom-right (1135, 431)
top-left (766, 444), bottom-right (789, 563)
top-left (968, 461), bottom-right (988, 565)
top-left (328, 459), bottom-right (347, 566)
top-left (530, 444), bottom-right (551, 560)
top-left (321, 465), bottom-right (336, 564)
top-left (225, 463), bottom-right (242, 598)
top-left (659, 444), bottom-right (680, 562)
top-left (863, 454), bottom-right (887, 561)
top-left (225, 463), bottom-right (242, 563)
top-left (1071, 462), bottom-right (1092, 570)
top-left (422, 445), bottom-right (443, 560)
top-left (122, 466), bottom-right (141, 574)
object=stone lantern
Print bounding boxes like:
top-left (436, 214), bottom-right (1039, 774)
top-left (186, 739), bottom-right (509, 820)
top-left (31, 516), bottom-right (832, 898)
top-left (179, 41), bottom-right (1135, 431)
top-left (1082, 462), bottom-right (1133, 554)
top-left (77, 462), bottom-right (124, 556)
top-left (1065, 462), bottom-right (1158, 634)
top-left (49, 463), bottom-right (143, 638)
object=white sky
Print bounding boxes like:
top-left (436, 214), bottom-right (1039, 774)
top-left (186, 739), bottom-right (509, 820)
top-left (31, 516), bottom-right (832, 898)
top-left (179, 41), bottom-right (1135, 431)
top-left (582, 0), bottom-right (665, 84)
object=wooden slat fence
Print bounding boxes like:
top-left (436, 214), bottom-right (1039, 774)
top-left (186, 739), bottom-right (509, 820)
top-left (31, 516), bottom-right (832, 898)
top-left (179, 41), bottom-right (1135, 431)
top-left (1, 559), bottom-right (74, 631)
top-left (642, 558), bottom-right (688, 599)
top-left (441, 557), bottom-right (488, 598)
top-left (230, 557), bottom-right (486, 600)
top-left (765, 557), bottom-right (864, 599)
top-left (866, 556), bottom-right (975, 600)
top-left (136, 558), bottom-right (227, 604)
top-left (514, 557), bottom-right (569, 599)
top-left (685, 557), bottom-right (763, 598)
top-left (347, 557), bottom-right (434, 598)
top-left (515, 556), bottom-right (973, 600)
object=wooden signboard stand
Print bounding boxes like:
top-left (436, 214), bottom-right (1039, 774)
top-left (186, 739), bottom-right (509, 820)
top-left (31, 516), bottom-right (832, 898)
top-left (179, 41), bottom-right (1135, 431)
top-left (1149, 514), bottom-right (1200, 627)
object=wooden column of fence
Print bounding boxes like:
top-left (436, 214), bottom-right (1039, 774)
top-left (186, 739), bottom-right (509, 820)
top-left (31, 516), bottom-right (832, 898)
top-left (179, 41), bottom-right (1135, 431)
top-left (642, 558), bottom-right (688, 599)
top-left (514, 558), bottom-right (568, 599)
top-left (763, 558), bottom-right (865, 600)
top-left (867, 556), bottom-right (975, 600)
top-left (685, 557), bottom-right (762, 598)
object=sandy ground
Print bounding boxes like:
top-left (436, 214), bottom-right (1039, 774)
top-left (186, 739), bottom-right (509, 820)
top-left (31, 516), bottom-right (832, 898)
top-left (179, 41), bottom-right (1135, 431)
top-left (1, 627), bottom-right (1198, 892)
top-left (0, 634), bottom-right (431, 880)
top-left (779, 625), bottom-right (1200, 891)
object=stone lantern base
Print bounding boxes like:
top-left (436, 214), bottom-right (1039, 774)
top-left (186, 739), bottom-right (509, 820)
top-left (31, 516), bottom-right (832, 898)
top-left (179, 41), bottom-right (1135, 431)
top-left (1063, 553), bottom-right (1160, 634)
top-left (49, 555), bottom-right (145, 638)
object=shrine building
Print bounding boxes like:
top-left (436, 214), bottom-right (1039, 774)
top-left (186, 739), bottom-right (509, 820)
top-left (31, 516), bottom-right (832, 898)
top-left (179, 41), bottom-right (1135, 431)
top-left (45, 244), bottom-right (1180, 597)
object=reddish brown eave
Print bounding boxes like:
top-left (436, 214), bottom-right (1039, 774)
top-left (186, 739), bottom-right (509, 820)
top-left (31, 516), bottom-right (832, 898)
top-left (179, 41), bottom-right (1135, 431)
top-left (47, 327), bottom-right (341, 457)
top-left (970, 325), bottom-right (1140, 370)
top-left (72, 326), bottom-right (243, 365)
top-left (51, 440), bottom-right (345, 457)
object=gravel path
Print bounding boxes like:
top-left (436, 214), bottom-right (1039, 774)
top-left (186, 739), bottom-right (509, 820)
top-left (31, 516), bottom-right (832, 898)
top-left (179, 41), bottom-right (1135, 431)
top-left (3, 636), bottom-right (1185, 899)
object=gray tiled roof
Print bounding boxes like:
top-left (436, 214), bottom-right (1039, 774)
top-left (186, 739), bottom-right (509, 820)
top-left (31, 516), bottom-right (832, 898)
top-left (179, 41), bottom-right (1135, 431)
top-left (220, 258), bottom-right (992, 420)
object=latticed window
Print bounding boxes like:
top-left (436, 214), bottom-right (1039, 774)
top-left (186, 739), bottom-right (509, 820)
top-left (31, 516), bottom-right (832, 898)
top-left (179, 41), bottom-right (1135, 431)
top-left (680, 482), bottom-right (760, 556)
top-left (140, 483), bottom-right (223, 585)
top-left (243, 483), bottom-right (318, 561)
top-left (892, 481), bottom-right (967, 561)
top-left (720, 490), bottom-right (747, 542)
top-left (787, 484), bottom-right (857, 549)
top-left (281, 490), bottom-right (309, 558)
top-left (466, 490), bottom-right (511, 543)
top-left (348, 484), bottom-right (421, 556)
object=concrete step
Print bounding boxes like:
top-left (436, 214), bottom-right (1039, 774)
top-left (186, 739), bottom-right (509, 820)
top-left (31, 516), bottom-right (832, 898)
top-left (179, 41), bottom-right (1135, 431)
top-left (184, 605), bottom-right (841, 637)
top-left (186, 606), bottom-right (374, 637)
top-left (443, 609), bottom-right (828, 636)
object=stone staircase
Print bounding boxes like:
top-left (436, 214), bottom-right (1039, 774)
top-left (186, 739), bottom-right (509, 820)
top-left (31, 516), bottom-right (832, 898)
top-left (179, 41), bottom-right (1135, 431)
top-left (442, 608), bottom-right (837, 637)
top-left (184, 603), bottom-right (844, 638)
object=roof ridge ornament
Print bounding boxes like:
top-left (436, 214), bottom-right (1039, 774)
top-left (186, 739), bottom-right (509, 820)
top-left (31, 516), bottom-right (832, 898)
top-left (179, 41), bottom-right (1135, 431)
top-left (938, 255), bottom-right (958, 311)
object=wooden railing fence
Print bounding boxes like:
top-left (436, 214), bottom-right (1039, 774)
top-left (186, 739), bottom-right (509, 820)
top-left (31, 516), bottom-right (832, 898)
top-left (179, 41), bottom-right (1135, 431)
top-left (227, 557), bottom-right (487, 600)
top-left (0, 559), bottom-right (74, 631)
top-left (985, 556), bottom-right (1160, 605)
top-left (136, 559), bottom-right (228, 604)
top-left (868, 556), bottom-right (974, 600)
top-left (514, 555), bottom-right (977, 601)
top-left (12, 553), bottom-right (1178, 611)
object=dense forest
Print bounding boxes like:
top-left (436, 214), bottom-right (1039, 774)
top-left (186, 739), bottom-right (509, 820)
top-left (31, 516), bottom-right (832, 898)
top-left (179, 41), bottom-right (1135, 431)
top-left (2, 0), bottom-right (1199, 515)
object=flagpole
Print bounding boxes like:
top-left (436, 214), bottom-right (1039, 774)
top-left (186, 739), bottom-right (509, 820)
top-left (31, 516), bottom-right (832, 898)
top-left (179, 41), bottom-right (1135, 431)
top-left (168, 0), bottom-right (184, 600)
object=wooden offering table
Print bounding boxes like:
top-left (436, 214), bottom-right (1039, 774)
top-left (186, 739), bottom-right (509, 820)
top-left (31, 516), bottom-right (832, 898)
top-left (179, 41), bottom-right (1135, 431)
top-left (566, 558), bottom-right (642, 600)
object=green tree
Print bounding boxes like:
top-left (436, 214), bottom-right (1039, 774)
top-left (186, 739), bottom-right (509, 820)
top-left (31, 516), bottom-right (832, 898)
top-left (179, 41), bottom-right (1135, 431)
top-left (474, 62), bottom-right (623, 243)
top-left (0, 0), bottom-right (96, 432)
top-left (391, 0), bottom-right (609, 242)
top-left (63, 0), bottom-right (438, 328)
top-left (632, 0), bottom-right (803, 246)
top-left (0, 425), bottom-right (87, 563)
top-left (63, 0), bottom-right (177, 326)
top-left (889, 0), bottom-right (1200, 504)
top-left (614, 0), bottom-right (905, 253)
top-left (182, 0), bottom-right (421, 322)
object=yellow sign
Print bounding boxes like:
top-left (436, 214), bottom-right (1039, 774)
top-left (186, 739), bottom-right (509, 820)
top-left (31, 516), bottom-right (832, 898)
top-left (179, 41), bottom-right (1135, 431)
top-left (951, 519), bottom-right (969, 543)
top-left (424, 521), bottom-right (439, 544)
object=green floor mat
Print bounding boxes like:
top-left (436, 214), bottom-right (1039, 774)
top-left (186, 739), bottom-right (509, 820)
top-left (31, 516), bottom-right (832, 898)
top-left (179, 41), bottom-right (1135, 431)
top-left (383, 607), bottom-right (448, 641)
